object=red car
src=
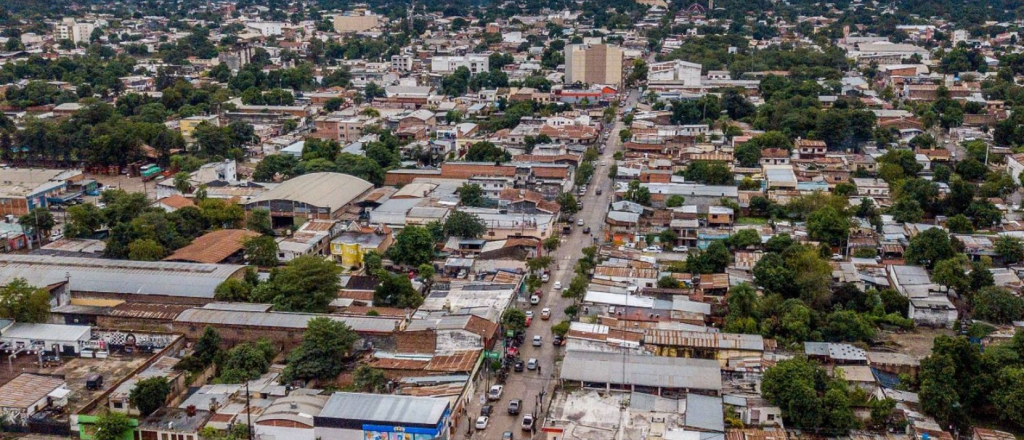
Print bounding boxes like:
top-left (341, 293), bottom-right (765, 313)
top-left (525, 317), bottom-right (533, 327)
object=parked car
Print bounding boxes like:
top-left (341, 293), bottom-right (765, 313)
top-left (577, 218), bottom-right (584, 226)
top-left (514, 359), bottom-right (524, 372)
top-left (508, 399), bottom-right (522, 415)
top-left (541, 308), bottom-right (551, 320)
top-left (525, 316), bottom-right (532, 327)
top-left (553, 335), bottom-right (564, 346)
top-left (521, 414), bottom-right (535, 431)
top-left (532, 335), bottom-right (542, 346)
top-left (596, 188), bottom-right (602, 195)
top-left (541, 273), bottom-right (549, 282)
top-left (527, 358), bottom-right (538, 370)
top-left (672, 246), bottom-right (689, 253)
top-left (583, 226), bottom-right (591, 234)
top-left (643, 246), bottom-right (663, 253)
top-left (503, 431), bottom-right (514, 440)
top-left (481, 405), bottom-right (493, 416)
top-left (554, 281), bottom-right (562, 290)
top-left (476, 416), bottom-right (489, 430)
top-left (525, 311), bottom-right (533, 318)
top-left (488, 385), bottom-right (503, 400)
top-left (530, 295), bottom-right (540, 305)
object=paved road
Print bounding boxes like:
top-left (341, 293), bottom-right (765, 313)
top-left (459, 89), bottom-right (639, 439)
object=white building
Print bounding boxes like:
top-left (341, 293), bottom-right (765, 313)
top-left (1007, 153), bottom-right (1024, 185)
top-left (909, 297), bottom-right (958, 328)
top-left (245, 21), bottom-right (290, 37)
top-left (430, 54), bottom-right (489, 74)
top-left (54, 18), bottom-right (95, 44)
top-left (391, 54), bottom-right (414, 71)
top-left (648, 60), bottom-right (702, 86)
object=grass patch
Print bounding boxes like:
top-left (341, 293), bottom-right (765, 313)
top-left (736, 217), bottom-right (770, 225)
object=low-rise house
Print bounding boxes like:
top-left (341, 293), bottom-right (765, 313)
top-left (559, 350), bottom-right (723, 395)
top-left (254, 395), bottom-right (329, 440)
top-left (313, 393), bottom-right (451, 440)
top-left (909, 297), bottom-right (957, 328)
top-left (0, 373), bottom-right (69, 427)
top-left (137, 407), bottom-right (212, 440)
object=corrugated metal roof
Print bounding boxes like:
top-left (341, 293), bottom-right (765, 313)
top-left (317, 392), bottom-right (449, 425)
top-left (247, 172), bottom-right (373, 212)
top-left (0, 373), bottom-right (66, 409)
top-left (644, 330), bottom-right (763, 351)
top-left (1, 322), bottom-right (91, 342)
top-left (0, 254), bottom-right (244, 298)
top-left (560, 350), bottom-right (721, 391)
top-left (175, 308), bottom-right (399, 333)
top-left (685, 394), bottom-right (725, 432)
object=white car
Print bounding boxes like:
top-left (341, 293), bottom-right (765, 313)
top-left (488, 385), bottom-right (503, 400)
top-left (527, 358), bottom-right (538, 370)
top-left (530, 295), bottom-right (540, 305)
top-left (541, 273), bottom-right (550, 282)
top-left (554, 281), bottom-right (562, 290)
top-left (672, 246), bottom-right (689, 253)
top-left (643, 246), bottom-right (663, 253)
top-left (532, 335), bottom-right (542, 346)
top-left (476, 416), bottom-right (489, 430)
top-left (577, 218), bottom-right (584, 226)
top-left (525, 311), bottom-right (534, 319)
top-left (541, 308), bottom-right (551, 319)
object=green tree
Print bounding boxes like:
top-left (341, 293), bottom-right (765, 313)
top-left (823, 310), bottom-right (876, 343)
top-left (556, 192), bottom-right (579, 217)
top-left (888, 198), bottom-right (924, 224)
top-left (0, 278), bottom-right (51, 323)
top-left (807, 206), bottom-right (850, 246)
top-left (417, 264), bottom-right (435, 281)
top-left (945, 214), bottom-right (974, 233)
top-left (456, 183), bottom-right (485, 207)
top-left (246, 208), bottom-right (273, 235)
top-left (243, 235), bottom-right (279, 267)
top-left (993, 368), bottom-right (1024, 429)
top-left (65, 204), bottom-right (104, 238)
top-left (683, 161), bottom-right (733, 185)
top-left (904, 228), bottom-right (956, 268)
top-left (762, 357), bottom-right (857, 432)
top-left (388, 225), bottom-right (436, 266)
top-left (215, 278), bottom-right (253, 302)
top-left (995, 235), bottom-right (1024, 265)
top-left (19, 207), bottom-right (55, 243)
top-left (502, 308), bottom-right (527, 332)
top-left (352, 365), bottom-right (388, 393)
top-left (94, 411), bottom-right (134, 440)
top-left (665, 195), bottom-right (685, 207)
top-left (373, 270), bottom-right (423, 308)
top-left (192, 326), bottom-right (222, 366)
top-left (128, 238), bottom-right (166, 261)
top-left (972, 286), bottom-right (1024, 324)
top-left (624, 180), bottom-right (651, 205)
top-left (218, 339), bottom-right (275, 383)
top-left (283, 317), bottom-right (358, 382)
top-left (932, 258), bottom-right (968, 294)
top-left (726, 229), bottom-right (762, 249)
top-left (543, 236), bottom-right (560, 252)
top-left (129, 376), bottom-right (171, 416)
top-left (173, 171), bottom-right (192, 194)
top-left (464, 141), bottom-right (509, 162)
top-left (363, 250), bottom-right (383, 272)
top-left (443, 211), bottom-right (487, 238)
top-left (726, 283), bottom-right (759, 320)
top-left (261, 256), bottom-right (340, 313)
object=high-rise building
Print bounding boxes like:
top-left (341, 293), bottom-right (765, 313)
top-left (54, 18), bottom-right (95, 44)
top-left (564, 44), bottom-right (623, 86)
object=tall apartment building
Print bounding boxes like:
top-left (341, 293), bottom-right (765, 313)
top-left (430, 55), bottom-right (489, 74)
top-left (391, 55), bottom-right (414, 71)
top-left (54, 18), bottom-right (95, 44)
top-left (564, 44), bottom-right (623, 86)
top-left (333, 11), bottom-right (380, 33)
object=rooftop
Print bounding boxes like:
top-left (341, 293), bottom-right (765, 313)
top-left (164, 229), bottom-right (259, 264)
top-left (0, 373), bottom-right (66, 409)
top-left (247, 172), bottom-right (373, 213)
top-left (560, 350), bottom-right (722, 391)
top-left (316, 392), bottom-right (449, 426)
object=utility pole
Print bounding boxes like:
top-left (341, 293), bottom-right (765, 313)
top-left (245, 380), bottom-right (254, 440)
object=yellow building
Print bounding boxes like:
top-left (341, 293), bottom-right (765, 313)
top-left (179, 115), bottom-right (220, 139)
top-left (329, 227), bottom-right (393, 269)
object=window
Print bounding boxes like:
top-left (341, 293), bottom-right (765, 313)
top-left (161, 434), bottom-right (169, 440)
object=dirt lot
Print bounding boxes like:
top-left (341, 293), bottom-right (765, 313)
top-left (85, 172), bottom-right (157, 199)
top-left (881, 327), bottom-right (955, 357)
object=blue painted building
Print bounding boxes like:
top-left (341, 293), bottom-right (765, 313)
top-left (314, 392), bottom-right (451, 440)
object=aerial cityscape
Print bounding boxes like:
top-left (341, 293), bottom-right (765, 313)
top-left (0, 0), bottom-right (1022, 439)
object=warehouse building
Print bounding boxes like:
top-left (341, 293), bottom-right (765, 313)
top-left (0, 254), bottom-right (247, 306)
top-left (560, 350), bottom-right (722, 396)
top-left (244, 172), bottom-right (374, 227)
top-left (313, 392), bottom-right (451, 440)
